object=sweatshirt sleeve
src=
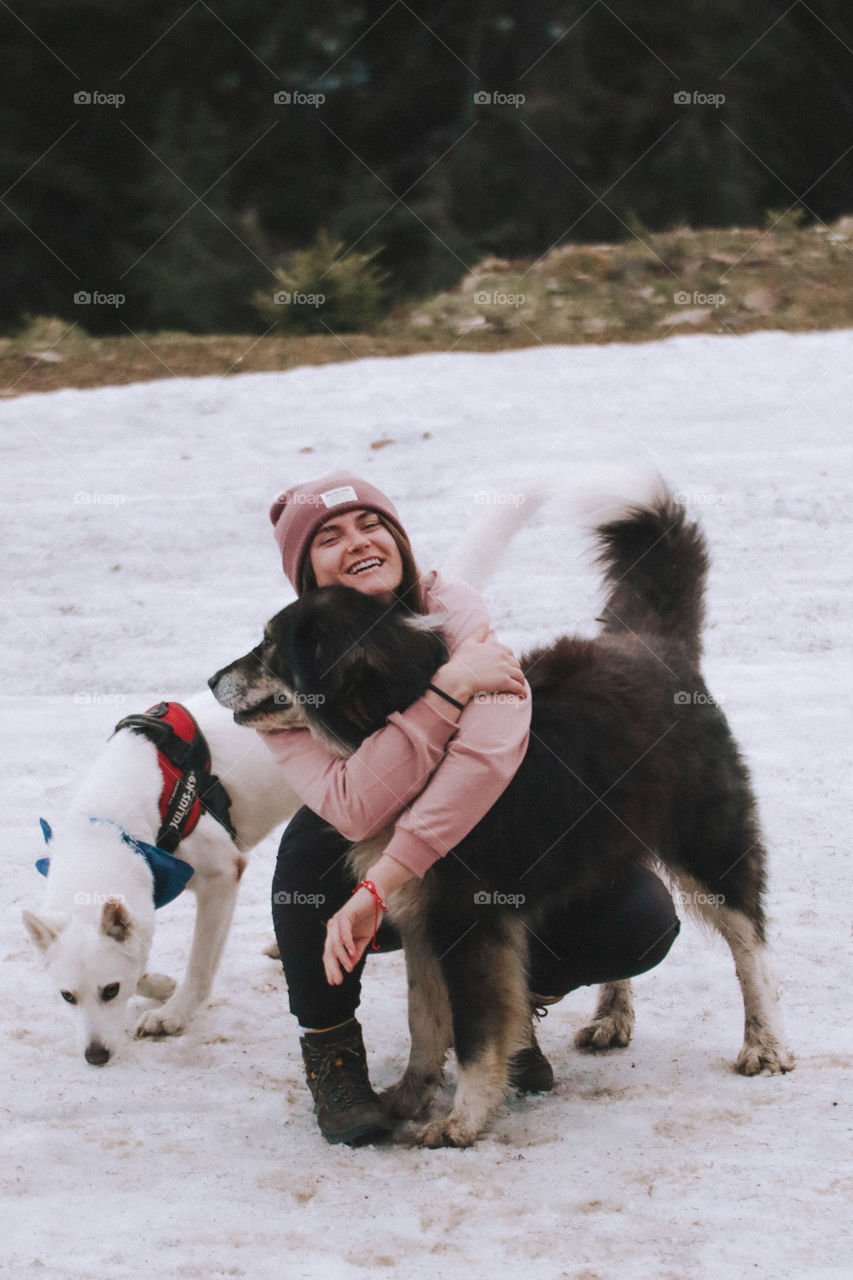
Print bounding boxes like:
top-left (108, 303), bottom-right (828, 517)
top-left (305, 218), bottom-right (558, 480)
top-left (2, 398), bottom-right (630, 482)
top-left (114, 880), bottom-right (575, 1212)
top-left (258, 695), bottom-right (460, 842)
top-left (372, 573), bottom-right (531, 876)
top-left (381, 687), bottom-right (530, 876)
top-left (258, 571), bottom-right (530, 867)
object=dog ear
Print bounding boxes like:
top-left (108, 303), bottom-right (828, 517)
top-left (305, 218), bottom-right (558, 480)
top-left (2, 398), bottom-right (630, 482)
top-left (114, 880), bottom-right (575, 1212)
top-left (22, 909), bottom-right (68, 953)
top-left (337, 634), bottom-right (391, 680)
top-left (100, 898), bottom-right (133, 943)
top-left (292, 598), bottom-right (390, 696)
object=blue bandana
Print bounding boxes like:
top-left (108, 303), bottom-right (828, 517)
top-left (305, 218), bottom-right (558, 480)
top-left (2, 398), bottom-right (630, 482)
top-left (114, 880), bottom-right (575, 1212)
top-left (36, 817), bottom-right (194, 909)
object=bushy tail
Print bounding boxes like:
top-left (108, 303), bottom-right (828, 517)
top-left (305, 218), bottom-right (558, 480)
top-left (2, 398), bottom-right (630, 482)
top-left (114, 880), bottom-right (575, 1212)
top-left (442, 479), bottom-right (551, 590)
top-left (593, 484), bottom-right (709, 666)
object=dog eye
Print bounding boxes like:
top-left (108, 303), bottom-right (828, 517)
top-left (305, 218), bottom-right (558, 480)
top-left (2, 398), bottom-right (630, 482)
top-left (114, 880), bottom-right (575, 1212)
top-left (60, 990), bottom-right (77, 1005)
top-left (101, 983), bottom-right (120, 1002)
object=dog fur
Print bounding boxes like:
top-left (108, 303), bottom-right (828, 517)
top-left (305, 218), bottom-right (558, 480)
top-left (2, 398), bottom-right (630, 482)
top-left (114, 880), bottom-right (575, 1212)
top-left (23, 691), bottom-right (300, 1064)
top-left (210, 482), bottom-right (794, 1146)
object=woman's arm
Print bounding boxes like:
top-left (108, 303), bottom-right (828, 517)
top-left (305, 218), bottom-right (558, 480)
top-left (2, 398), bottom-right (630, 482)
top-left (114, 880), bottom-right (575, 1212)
top-left (377, 686), bottom-right (531, 873)
top-left (258, 617), bottom-right (524, 841)
top-left (259, 703), bottom-right (458, 841)
top-left (322, 691), bottom-right (527, 977)
top-left (323, 850), bottom-right (412, 984)
top-left (323, 687), bottom-right (531, 981)
top-left (378, 572), bottom-right (532, 872)
top-left (322, 575), bottom-right (532, 981)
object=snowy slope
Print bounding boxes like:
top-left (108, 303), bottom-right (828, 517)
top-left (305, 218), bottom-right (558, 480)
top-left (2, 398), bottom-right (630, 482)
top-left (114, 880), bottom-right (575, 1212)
top-left (2, 331), bottom-right (852, 1280)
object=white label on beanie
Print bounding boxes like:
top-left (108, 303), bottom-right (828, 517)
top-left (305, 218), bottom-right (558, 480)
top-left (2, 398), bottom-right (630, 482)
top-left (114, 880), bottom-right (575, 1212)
top-left (320, 485), bottom-right (359, 508)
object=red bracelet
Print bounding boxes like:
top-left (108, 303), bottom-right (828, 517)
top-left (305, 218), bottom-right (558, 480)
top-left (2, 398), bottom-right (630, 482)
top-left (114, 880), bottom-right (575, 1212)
top-left (353, 879), bottom-right (387, 951)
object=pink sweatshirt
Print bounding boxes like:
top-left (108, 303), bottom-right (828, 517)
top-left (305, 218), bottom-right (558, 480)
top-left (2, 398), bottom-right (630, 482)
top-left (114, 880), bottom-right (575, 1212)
top-left (258, 569), bottom-right (531, 876)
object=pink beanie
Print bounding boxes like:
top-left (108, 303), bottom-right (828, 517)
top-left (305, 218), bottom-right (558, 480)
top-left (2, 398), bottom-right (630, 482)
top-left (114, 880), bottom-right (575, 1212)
top-left (270, 471), bottom-right (408, 592)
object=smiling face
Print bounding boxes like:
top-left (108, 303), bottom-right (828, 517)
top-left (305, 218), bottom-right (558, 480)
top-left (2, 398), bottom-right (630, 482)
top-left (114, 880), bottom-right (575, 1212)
top-left (308, 508), bottom-right (404, 603)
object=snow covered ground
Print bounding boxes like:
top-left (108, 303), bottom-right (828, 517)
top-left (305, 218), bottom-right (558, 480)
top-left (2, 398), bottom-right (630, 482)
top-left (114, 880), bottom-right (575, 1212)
top-left (2, 331), bottom-right (851, 1279)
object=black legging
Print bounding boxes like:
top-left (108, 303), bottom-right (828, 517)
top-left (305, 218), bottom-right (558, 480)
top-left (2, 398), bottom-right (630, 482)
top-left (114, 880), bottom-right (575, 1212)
top-left (272, 806), bottom-right (680, 1029)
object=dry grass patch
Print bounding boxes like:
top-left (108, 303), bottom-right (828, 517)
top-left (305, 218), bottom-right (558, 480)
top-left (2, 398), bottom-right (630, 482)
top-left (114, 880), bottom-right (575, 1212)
top-left (3, 217), bottom-right (852, 399)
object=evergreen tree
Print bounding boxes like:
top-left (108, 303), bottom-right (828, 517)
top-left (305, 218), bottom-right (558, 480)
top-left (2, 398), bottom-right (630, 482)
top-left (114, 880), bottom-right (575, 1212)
top-left (1, 0), bottom-right (851, 333)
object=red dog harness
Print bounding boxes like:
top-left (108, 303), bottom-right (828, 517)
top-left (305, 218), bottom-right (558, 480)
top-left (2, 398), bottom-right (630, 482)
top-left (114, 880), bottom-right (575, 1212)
top-left (113, 702), bottom-right (236, 853)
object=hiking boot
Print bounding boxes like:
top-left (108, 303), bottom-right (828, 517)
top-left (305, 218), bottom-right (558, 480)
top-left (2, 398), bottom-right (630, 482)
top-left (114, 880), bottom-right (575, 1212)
top-left (300, 1018), bottom-right (392, 1146)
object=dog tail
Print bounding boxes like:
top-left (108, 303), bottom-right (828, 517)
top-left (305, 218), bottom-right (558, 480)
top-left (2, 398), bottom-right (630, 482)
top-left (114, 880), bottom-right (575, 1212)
top-left (442, 478), bottom-right (551, 590)
top-left (589, 470), bottom-right (710, 666)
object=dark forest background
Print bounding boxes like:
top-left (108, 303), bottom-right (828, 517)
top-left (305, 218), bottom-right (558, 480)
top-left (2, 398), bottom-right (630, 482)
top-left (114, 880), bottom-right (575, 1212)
top-left (2, 0), bottom-right (852, 335)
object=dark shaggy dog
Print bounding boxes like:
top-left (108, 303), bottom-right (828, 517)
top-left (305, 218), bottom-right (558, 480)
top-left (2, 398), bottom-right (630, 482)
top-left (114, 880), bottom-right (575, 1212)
top-left (210, 489), bottom-right (793, 1146)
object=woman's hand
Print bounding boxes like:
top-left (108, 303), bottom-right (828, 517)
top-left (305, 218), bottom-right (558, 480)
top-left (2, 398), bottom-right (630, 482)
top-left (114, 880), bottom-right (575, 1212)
top-left (323, 886), bottom-right (379, 984)
top-left (431, 625), bottom-right (526, 705)
top-left (323, 853), bottom-right (413, 984)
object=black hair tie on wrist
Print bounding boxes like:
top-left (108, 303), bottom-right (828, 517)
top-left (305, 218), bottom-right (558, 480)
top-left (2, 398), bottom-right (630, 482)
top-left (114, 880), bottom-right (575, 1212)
top-left (427, 683), bottom-right (466, 712)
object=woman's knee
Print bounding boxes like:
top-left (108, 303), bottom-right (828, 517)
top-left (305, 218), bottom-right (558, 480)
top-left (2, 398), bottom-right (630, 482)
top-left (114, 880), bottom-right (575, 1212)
top-left (613, 864), bottom-right (680, 976)
top-left (273, 807), bottom-right (352, 889)
top-left (527, 864), bottom-right (680, 993)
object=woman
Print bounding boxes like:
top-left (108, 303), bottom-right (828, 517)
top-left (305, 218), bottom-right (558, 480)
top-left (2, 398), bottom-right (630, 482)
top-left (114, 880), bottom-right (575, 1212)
top-left (261, 472), bottom-right (679, 1145)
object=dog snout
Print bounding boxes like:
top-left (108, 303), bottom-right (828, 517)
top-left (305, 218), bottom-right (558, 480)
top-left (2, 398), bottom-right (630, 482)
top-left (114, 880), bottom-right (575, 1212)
top-left (208, 667), bottom-right (236, 708)
top-left (209, 660), bottom-right (252, 710)
top-left (85, 1042), bottom-right (111, 1066)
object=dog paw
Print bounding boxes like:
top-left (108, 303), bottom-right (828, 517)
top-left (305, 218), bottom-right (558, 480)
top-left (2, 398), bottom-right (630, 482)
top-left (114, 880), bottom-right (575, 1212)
top-left (735, 1040), bottom-right (795, 1076)
top-left (263, 937), bottom-right (280, 960)
top-left (135, 1006), bottom-right (188, 1038)
top-left (416, 1115), bottom-right (478, 1149)
top-left (574, 1014), bottom-right (633, 1051)
top-left (380, 1075), bottom-right (438, 1120)
top-left (136, 972), bottom-right (177, 1000)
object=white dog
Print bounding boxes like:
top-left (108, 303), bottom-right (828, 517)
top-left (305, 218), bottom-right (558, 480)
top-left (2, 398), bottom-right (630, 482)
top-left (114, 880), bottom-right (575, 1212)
top-left (23, 692), bottom-right (299, 1064)
top-left (22, 483), bottom-right (548, 1066)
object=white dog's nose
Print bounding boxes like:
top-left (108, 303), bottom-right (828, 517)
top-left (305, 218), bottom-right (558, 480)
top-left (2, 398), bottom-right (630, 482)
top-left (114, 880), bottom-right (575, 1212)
top-left (85, 1042), bottom-right (111, 1066)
